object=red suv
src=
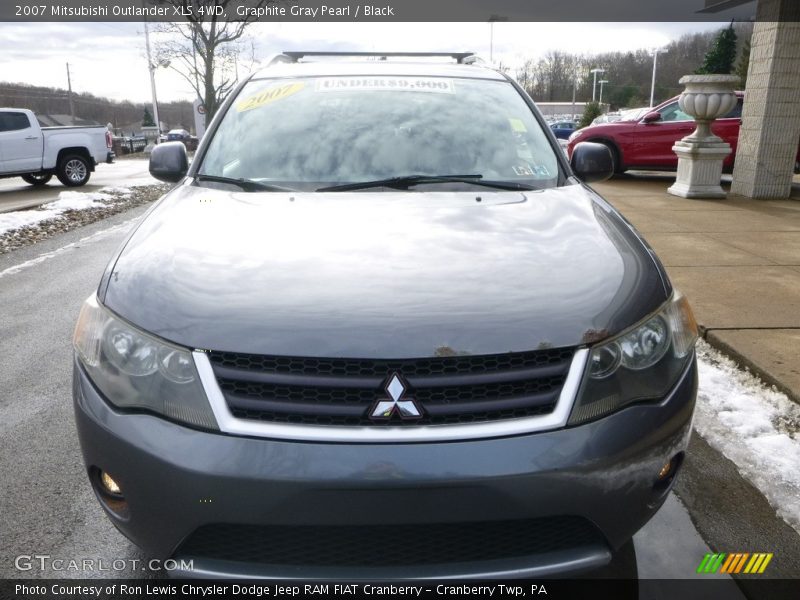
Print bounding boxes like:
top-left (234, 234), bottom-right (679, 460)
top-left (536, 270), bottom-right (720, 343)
top-left (567, 92), bottom-right (799, 174)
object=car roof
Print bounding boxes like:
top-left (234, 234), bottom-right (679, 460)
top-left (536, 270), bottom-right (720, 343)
top-left (251, 60), bottom-right (507, 82)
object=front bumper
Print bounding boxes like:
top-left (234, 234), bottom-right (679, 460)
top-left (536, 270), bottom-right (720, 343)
top-left (73, 356), bottom-right (697, 579)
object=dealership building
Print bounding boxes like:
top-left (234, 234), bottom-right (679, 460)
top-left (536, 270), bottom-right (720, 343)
top-left (704, 0), bottom-right (800, 198)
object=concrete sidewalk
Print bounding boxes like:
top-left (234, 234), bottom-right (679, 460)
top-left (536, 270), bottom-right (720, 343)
top-left (593, 173), bottom-right (800, 403)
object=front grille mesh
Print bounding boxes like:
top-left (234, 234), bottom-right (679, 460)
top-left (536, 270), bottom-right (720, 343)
top-left (209, 348), bottom-right (573, 377)
top-left (208, 348), bottom-right (575, 427)
top-left (178, 517), bottom-right (600, 567)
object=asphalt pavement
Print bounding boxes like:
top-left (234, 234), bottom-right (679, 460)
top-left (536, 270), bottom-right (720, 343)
top-left (0, 159), bottom-right (156, 213)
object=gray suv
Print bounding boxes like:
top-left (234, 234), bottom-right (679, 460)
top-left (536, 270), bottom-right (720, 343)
top-left (72, 52), bottom-right (698, 579)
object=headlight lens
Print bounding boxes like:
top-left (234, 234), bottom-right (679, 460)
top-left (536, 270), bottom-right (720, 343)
top-left (618, 315), bottom-right (670, 370)
top-left (570, 290), bottom-right (698, 425)
top-left (73, 295), bottom-right (218, 430)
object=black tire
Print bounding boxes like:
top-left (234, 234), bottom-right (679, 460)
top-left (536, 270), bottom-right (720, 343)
top-left (21, 173), bottom-right (53, 186)
top-left (56, 154), bottom-right (91, 187)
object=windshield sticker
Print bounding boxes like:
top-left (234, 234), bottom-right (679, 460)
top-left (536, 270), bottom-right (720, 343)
top-left (315, 77), bottom-right (454, 94)
top-left (236, 82), bottom-right (306, 112)
top-left (513, 165), bottom-right (534, 177)
top-left (508, 118), bottom-right (527, 133)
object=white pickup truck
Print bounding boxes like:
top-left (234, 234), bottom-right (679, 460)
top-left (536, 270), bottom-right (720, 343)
top-left (0, 108), bottom-right (115, 187)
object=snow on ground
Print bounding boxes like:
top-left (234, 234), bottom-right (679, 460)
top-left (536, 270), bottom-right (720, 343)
top-left (0, 188), bottom-right (131, 237)
top-left (695, 339), bottom-right (800, 534)
top-left (44, 191), bottom-right (111, 211)
top-left (98, 186), bottom-right (133, 196)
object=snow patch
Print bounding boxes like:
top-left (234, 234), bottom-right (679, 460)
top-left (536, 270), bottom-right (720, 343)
top-left (45, 191), bottom-right (112, 211)
top-left (0, 190), bottom-right (117, 236)
top-left (0, 210), bottom-right (58, 236)
top-left (99, 186), bottom-right (133, 196)
top-left (695, 339), bottom-right (800, 533)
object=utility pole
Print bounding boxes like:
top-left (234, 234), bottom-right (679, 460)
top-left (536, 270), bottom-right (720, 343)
top-left (144, 19), bottom-right (161, 139)
top-left (66, 63), bottom-right (75, 120)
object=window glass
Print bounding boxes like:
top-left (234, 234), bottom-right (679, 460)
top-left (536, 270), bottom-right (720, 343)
top-left (200, 76), bottom-right (560, 191)
top-left (0, 112), bottom-right (32, 132)
top-left (658, 103), bottom-right (692, 122)
top-left (722, 98), bottom-right (743, 119)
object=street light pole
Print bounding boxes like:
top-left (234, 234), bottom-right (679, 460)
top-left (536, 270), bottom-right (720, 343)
top-left (599, 80), bottom-right (609, 105)
top-left (488, 15), bottom-right (506, 64)
top-left (571, 72), bottom-right (578, 120)
top-left (590, 68), bottom-right (605, 102)
top-left (650, 48), bottom-right (668, 108)
top-left (489, 21), bottom-right (494, 63)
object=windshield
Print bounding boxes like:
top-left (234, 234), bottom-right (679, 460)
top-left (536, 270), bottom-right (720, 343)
top-left (198, 75), bottom-right (560, 191)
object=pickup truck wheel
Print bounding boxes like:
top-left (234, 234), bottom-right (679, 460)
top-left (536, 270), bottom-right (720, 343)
top-left (21, 174), bottom-right (53, 186)
top-left (57, 155), bottom-right (91, 187)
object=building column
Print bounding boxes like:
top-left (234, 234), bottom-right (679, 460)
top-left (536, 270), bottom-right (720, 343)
top-left (731, 0), bottom-right (800, 199)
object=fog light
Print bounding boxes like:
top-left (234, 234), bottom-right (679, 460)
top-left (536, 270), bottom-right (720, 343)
top-left (658, 460), bottom-right (673, 480)
top-left (100, 471), bottom-right (122, 496)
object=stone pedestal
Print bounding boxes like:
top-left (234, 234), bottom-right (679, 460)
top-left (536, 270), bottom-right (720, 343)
top-left (667, 74), bottom-right (739, 200)
top-left (668, 139), bottom-right (732, 199)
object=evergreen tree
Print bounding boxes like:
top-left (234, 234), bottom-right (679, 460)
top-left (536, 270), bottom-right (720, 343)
top-left (579, 102), bottom-right (603, 128)
top-left (736, 38), bottom-right (751, 85)
top-left (142, 106), bottom-right (155, 127)
top-left (696, 23), bottom-right (738, 75)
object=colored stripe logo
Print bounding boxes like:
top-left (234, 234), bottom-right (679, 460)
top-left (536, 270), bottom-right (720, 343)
top-left (697, 553), bottom-right (773, 574)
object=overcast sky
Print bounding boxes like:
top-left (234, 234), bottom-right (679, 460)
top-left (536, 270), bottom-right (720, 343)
top-left (0, 21), bottom-right (746, 104)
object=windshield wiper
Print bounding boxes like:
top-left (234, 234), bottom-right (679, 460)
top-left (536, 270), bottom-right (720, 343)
top-left (196, 174), bottom-right (296, 192)
top-left (317, 175), bottom-right (536, 192)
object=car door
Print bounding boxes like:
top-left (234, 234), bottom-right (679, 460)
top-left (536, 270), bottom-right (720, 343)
top-left (712, 97), bottom-right (743, 169)
top-left (633, 101), bottom-right (696, 168)
top-left (0, 111), bottom-right (42, 173)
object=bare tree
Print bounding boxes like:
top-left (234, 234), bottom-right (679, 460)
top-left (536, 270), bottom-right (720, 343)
top-left (154, 0), bottom-right (274, 122)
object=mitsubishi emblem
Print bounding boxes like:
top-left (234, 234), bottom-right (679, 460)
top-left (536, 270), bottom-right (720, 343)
top-left (369, 372), bottom-right (423, 421)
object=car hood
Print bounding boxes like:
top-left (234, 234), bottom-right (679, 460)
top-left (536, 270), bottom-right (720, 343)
top-left (102, 184), bottom-right (667, 358)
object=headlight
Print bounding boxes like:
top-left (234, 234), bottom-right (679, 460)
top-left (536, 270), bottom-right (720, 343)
top-left (570, 290), bottom-right (698, 425)
top-left (73, 295), bottom-right (218, 430)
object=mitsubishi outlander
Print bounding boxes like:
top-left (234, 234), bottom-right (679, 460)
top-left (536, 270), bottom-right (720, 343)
top-left (72, 52), bottom-right (699, 578)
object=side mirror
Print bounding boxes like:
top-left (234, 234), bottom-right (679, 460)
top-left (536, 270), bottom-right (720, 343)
top-left (149, 141), bottom-right (188, 183)
top-left (570, 142), bottom-right (613, 183)
top-left (642, 111), bottom-right (661, 124)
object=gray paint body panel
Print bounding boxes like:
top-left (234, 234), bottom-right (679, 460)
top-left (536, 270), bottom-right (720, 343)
top-left (73, 357), bottom-right (696, 576)
top-left (101, 184), bottom-right (667, 358)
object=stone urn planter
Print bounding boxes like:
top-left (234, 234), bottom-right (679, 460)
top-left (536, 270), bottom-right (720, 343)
top-left (668, 74), bottom-right (740, 199)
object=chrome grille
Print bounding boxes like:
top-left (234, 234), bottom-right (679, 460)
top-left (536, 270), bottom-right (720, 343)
top-left (208, 348), bottom-right (575, 427)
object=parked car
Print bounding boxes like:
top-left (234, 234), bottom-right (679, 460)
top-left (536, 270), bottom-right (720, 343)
top-left (166, 128), bottom-right (199, 151)
top-left (592, 112), bottom-right (623, 125)
top-left (567, 93), bottom-right (800, 174)
top-left (0, 108), bottom-right (114, 186)
top-left (549, 120), bottom-right (577, 139)
top-left (166, 128), bottom-right (191, 141)
top-left (73, 52), bottom-right (699, 579)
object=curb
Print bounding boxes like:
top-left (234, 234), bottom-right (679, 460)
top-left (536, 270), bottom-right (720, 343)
top-left (700, 326), bottom-right (800, 405)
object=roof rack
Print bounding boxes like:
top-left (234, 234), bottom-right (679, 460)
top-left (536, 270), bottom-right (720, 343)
top-left (281, 51), bottom-right (478, 64)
